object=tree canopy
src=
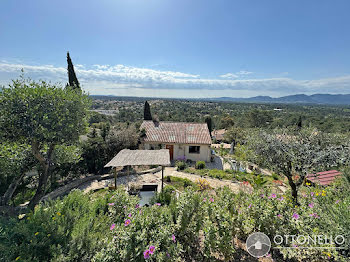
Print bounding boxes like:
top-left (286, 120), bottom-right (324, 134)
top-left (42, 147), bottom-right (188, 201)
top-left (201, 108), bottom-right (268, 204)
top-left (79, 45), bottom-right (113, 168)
top-left (0, 77), bottom-right (90, 208)
top-left (250, 128), bottom-right (350, 203)
top-left (0, 78), bottom-right (90, 144)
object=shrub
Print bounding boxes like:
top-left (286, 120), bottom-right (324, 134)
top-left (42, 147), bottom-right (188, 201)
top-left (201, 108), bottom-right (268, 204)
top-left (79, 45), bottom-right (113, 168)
top-left (196, 178), bottom-right (211, 191)
top-left (175, 161), bottom-right (187, 171)
top-left (164, 176), bottom-right (198, 191)
top-left (195, 161), bottom-right (206, 170)
top-left (0, 190), bottom-right (113, 261)
top-left (271, 172), bottom-right (280, 180)
top-left (153, 185), bottom-right (177, 205)
top-left (2, 180), bottom-right (349, 261)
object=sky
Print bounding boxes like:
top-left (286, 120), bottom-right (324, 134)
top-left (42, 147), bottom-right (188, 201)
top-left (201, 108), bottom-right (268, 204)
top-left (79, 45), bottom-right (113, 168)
top-left (1, 0), bottom-right (350, 98)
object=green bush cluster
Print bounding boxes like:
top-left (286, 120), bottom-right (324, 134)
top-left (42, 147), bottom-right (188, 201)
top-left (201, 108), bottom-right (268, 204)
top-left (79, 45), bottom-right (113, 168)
top-left (0, 190), bottom-right (114, 261)
top-left (164, 176), bottom-right (198, 191)
top-left (1, 178), bottom-right (349, 261)
top-left (175, 161), bottom-right (187, 171)
top-left (195, 161), bottom-right (206, 170)
top-left (184, 168), bottom-right (248, 181)
top-left (152, 185), bottom-right (177, 205)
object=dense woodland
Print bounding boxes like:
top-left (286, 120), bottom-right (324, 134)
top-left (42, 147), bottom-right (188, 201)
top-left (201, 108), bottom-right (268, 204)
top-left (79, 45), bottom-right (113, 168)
top-left (91, 96), bottom-right (350, 133)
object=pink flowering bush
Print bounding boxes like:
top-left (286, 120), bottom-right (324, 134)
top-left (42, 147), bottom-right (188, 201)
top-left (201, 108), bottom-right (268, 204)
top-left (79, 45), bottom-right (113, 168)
top-left (1, 175), bottom-right (349, 261)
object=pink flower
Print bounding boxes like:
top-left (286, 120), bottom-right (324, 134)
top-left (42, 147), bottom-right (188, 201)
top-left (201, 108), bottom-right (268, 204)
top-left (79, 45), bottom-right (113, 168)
top-left (128, 213), bottom-right (132, 217)
top-left (108, 203), bottom-right (115, 206)
top-left (172, 234), bottom-right (176, 243)
top-left (277, 214), bottom-right (282, 218)
top-left (311, 192), bottom-right (315, 197)
top-left (248, 204), bottom-right (252, 208)
top-left (268, 193), bottom-right (277, 199)
top-left (203, 198), bottom-right (207, 202)
top-left (260, 194), bottom-right (265, 198)
top-left (309, 213), bottom-right (320, 218)
top-left (209, 197), bottom-right (214, 202)
top-left (110, 223), bottom-right (116, 230)
top-left (292, 213), bottom-right (300, 220)
top-left (149, 245), bottom-right (155, 254)
top-left (143, 249), bottom-right (150, 259)
top-left (278, 196), bottom-right (284, 201)
top-left (155, 203), bottom-right (161, 206)
top-left (335, 200), bottom-right (340, 204)
top-left (124, 219), bottom-right (131, 226)
top-left (308, 202), bottom-right (314, 208)
top-left (135, 204), bottom-right (140, 209)
top-left (123, 205), bottom-right (127, 209)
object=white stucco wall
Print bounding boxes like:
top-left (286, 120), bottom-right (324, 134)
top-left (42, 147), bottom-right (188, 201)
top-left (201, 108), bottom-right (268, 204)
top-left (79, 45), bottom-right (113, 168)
top-left (142, 143), bottom-right (211, 162)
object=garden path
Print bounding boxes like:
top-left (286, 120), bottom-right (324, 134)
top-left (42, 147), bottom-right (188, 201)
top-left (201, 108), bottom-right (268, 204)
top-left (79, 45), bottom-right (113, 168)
top-left (78, 167), bottom-right (244, 193)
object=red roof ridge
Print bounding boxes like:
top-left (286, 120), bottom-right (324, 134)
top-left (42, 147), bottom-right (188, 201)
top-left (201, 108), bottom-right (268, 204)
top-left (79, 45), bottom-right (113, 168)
top-left (142, 120), bottom-right (208, 125)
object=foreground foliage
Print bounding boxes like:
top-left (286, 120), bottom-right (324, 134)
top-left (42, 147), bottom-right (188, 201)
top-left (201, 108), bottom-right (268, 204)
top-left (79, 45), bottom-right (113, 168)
top-left (0, 77), bottom-right (90, 208)
top-left (1, 174), bottom-right (349, 262)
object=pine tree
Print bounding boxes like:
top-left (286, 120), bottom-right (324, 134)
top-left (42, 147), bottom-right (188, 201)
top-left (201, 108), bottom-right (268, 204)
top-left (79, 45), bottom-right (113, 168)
top-left (67, 52), bottom-right (80, 89)
top-left (144, 101), bottom-right (152, 120)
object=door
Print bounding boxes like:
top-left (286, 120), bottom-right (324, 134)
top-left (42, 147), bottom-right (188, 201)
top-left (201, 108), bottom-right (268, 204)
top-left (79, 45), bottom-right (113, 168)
top-left (165, 145), bottom-right (174, 161)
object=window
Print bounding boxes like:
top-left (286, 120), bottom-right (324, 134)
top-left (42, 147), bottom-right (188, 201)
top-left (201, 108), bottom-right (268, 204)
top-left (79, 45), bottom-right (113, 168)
top-left (189, 146), bottom-right (200, 154)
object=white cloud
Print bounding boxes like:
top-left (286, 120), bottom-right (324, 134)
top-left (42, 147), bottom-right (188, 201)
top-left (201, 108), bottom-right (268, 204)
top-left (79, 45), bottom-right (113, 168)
top-left (0, 61), bottom-right (349, 97)
top-left (220, 70), bottom-right (253, 79)
top-left (219, 73), bottom-right (239, 79)
top-left (237, 70), bottom-right (253, 75)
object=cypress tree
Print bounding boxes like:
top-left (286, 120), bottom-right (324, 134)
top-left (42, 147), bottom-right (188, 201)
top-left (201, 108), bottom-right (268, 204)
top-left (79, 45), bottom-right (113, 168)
top-left (297, 116), bottom-right (302, 129)
top-left (144, 101), bottom-right (152, 120)
top-left (67, 52), bottom-right (80, 89)
top-left (204, 115), bottom-right (212, 135)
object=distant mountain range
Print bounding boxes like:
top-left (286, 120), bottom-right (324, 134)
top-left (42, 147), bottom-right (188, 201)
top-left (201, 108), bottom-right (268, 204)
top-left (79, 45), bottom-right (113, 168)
top-left (89, 93), bottom-right (350, 105)
top-left (209, 94), bottom-right (350, 105)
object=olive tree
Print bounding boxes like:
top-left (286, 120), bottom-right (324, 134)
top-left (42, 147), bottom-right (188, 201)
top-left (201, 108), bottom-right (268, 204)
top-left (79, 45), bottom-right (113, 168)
top-left (250, 128), bottom-right (350, 204)
top-left (0, 78), bottom-right (90, 209)
top-left (0, 142), bottom-right (34, 206)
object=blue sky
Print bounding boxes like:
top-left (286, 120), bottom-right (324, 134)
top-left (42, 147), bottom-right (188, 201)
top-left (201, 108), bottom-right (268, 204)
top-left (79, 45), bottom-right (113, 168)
top-left (1, 0), bottom-right (350, 98)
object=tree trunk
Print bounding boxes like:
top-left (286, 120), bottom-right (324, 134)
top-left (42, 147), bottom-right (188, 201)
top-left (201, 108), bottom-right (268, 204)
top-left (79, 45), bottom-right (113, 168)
top-left (287, 175), bottom-right (298, 205)
top-left (285, 162), bottom-right (299, 205)
top-left (28, 141), bottom-right (55, 210)
top-left (0, 172), bottom-right (26, 206)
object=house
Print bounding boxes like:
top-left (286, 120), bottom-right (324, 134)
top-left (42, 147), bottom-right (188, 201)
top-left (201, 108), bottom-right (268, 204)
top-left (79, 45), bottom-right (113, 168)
top-left (212, 129), bottom-right (226, 142)
top-left (140, 120), bottom-right (212, 162)
top-left (211, 143), bottom-right (231, 149)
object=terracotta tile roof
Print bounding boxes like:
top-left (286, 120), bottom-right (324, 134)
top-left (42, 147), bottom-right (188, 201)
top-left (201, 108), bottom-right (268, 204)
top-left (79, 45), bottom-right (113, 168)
top-left (140, 121), bottom-right (212, 145)
top-left (212, 129), bottom-right (226, 140)
top-left (306, 170), bottom-right (342, 186)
